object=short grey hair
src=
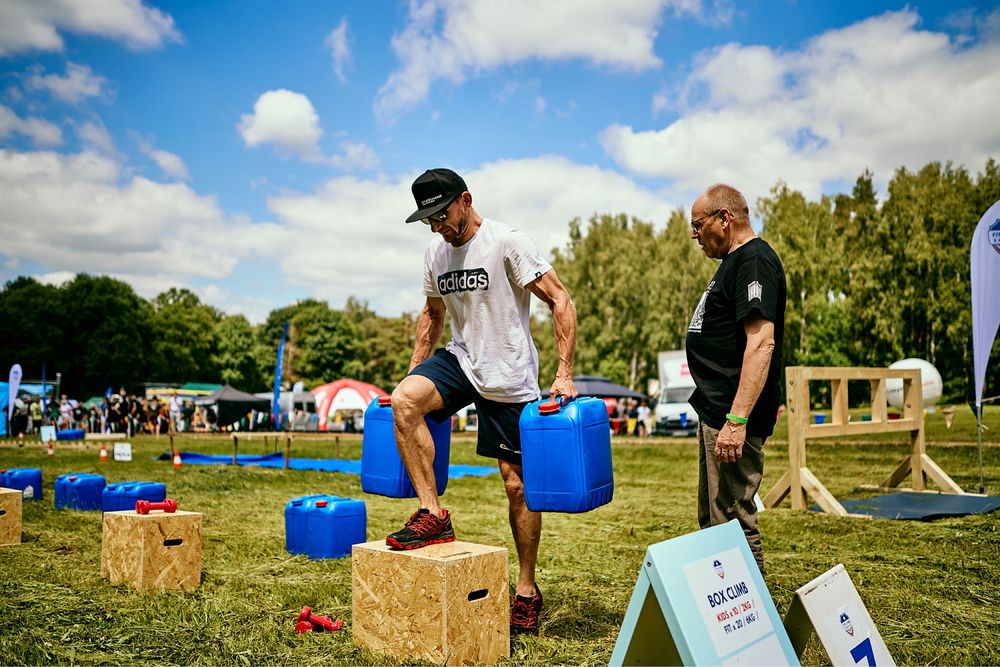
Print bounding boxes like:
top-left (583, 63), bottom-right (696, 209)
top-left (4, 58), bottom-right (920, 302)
top-left (704, 184), bottom-right (749, 223)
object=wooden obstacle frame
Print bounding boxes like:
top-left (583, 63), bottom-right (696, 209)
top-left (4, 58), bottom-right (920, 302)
top-left (763, 366), bottom-right (965, 516)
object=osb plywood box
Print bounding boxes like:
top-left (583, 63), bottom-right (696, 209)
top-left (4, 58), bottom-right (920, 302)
top-left (0, 487), bottom-right (22, 545)
top-left (352, 540), bottom-right (509, 665)
top-left (100, 509), bottom-right (202, 592)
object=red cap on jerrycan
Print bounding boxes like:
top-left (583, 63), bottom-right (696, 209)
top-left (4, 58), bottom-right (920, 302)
top-left (378, 397), bottom-right (391, 407)
top-left (538, 401), bottom-right (561, 415)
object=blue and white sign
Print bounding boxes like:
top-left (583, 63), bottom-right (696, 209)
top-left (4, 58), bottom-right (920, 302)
top-left (610, 520), bottom-right (798, 666)
top-left (113, 442), bottom-right (133, 462)
top-left (7, 364), bottom-right (22, 422)
top-left (783, 564), bottom-right (895, 666)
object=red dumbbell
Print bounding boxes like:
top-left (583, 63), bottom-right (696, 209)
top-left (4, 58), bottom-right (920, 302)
top-left (294, 621), bottom-right (314, 634)
top-left (298, 606), bottom-right (344, 632)
top-left (135, 498), bottom-right (178, 515)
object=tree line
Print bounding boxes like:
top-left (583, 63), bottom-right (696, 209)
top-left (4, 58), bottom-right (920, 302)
top-left (1, 158), bottom-right (997, 403)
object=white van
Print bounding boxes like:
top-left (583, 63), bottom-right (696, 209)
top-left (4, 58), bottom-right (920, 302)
top-left (654, 350), bottom-right (699, 436)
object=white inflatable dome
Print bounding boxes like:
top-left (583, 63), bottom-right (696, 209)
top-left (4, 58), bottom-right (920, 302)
top-left (885, 358), bottom-right (943, 410)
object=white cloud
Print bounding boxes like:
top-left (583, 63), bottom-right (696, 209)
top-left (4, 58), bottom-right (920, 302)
top-left (196, 284), bottom-right (275, 325)
top-left (133, 134), bottom-right (190, 181)
top-left (0, 105), bottom-right (62, 146)
top-left (602, 9), bottom-right (1000, 201)
top-left (237, 89), bottom-right (378, 170)
top-left (25, 63), bottom-right (107, 103)
top-left (375, 0), bottom-right (709, 120)
top-left (238, 89), bottom-right (324, 160)
top-left (0, 148), bottom-right (282, 296)
top-left (146, 148), bottom-right (190, 181)
top-left (325, 18), bottom-right (351, 82)
top-left (329, 141), bottom-right (379, 171)
top-left (265, 156), bottom-right (674, 314)
top-left (0, 0), bottom-right (181, 56)
top-left (76, 121), bottom-right (116, 154)
top-left (34, 271), bottom-right (75, 287)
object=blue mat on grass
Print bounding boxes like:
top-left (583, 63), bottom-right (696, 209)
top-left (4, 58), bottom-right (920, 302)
top-left (813, 491), bottom-right (1000, 520)
top-left (158, 451), bottom-right (497, 479)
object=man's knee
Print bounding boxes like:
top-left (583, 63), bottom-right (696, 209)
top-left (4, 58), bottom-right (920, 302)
top-left (501, 465), bottom-right (526, 503)
top-left (392, 381), bottom-right (424, 420)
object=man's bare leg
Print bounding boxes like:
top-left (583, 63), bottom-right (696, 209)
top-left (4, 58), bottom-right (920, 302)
top-left (391, 375), bottom-right (446, 517)
top-left (500, 460), bottom-right (541, 597)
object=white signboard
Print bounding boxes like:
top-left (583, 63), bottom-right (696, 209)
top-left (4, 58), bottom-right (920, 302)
top-left (39, 426), bottom-right (56, 442)
top-left (783, 564), bottom-right (894, 666)
top-left (610, 520), bottom-right (798, 666)
top-left (113, 442), bottom-right (133, 462)
top-left (683, 547), bottom-right (776, 660)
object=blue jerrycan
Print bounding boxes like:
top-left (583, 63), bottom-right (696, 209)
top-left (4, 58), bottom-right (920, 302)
top-left (360, 396), bottom-right (451, 498)
top-left (520, 397), bottom-right (614, 512)
top-left (0, 468), bottom-right (43, 500)
top-left (54, 473), bottom-right (107, 511)
top-left (284, 494), bottom-right (329, 554)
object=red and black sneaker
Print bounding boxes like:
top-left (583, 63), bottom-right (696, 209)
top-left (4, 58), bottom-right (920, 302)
top-left (510, 583), bottom-right (543, 636)
top-left (386, 508), bottom-right (455, 550)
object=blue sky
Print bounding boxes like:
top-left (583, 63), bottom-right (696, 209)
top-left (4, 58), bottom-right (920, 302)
top-left (1, 0), bottom-right (998, 322)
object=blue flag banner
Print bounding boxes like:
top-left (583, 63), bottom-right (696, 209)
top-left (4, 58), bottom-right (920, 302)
top-left (971, 199), bottom-right (1000, 408)
top-left (8, 364), bottom-right (22, 421)
top-left (273, 321), bottom-right (289, 428)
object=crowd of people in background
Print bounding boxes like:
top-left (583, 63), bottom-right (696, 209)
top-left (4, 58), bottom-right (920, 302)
top-left (4, 390), bottom-right (219, 437)
top-left (612, 398), bottom-right (652, 437)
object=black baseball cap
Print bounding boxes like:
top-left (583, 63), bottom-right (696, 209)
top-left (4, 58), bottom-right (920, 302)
top-left (405, 168), bottom-right (468, 223)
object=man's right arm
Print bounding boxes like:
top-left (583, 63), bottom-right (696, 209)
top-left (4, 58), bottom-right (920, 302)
top-left (409, 296), bottom-right (447, 372)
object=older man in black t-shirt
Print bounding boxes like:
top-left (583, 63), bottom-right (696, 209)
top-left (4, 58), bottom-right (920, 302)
top-left (685, 183), bottom-right (786, 575)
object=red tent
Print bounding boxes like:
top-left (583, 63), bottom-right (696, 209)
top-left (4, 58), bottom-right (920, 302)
top-left (311, 379), bottom-right (388, 432)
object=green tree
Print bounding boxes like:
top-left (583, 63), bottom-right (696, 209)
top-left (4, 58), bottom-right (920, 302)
top-left (758, 183), bottom-right (845, 369)
top-left (290, 302), bottom-right (362, 386)
top-left (254, 299), bottom-right (327, 389)
top-left (213, 315), bottom-right (263, 391)
top-left (644, 210), bottom-right (717, 359)
top-left (551, 214), bottom-right (661, 390)
top-left (60, 274), bottom-right (155, 396)
top-left (0, 277), bottom-right (65, 385)
top-left (149, 288), bottom-right (221, 384)
top-left (344, 296), bottom-right (414, 390)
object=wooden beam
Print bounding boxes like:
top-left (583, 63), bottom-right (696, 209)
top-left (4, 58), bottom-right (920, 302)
top-left (831, 378), bottom-right (849, 425)
top-left (920, 454), bottom-right (965, 494)
top-left (880, 456), bottom-right (912, 490)
top-left (800, 467), bottom-right (848, 517)
top-left (763, 469), bottom-right (792, 509)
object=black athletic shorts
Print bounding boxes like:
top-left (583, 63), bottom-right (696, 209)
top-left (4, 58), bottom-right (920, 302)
top-left (408, 348), bottom-right (530, 465)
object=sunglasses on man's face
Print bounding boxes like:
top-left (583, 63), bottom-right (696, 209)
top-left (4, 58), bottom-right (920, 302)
top-left (421, 198), bottom-right (456, 225)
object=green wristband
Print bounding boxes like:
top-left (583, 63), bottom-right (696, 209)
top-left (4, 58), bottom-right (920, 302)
top-left (725, 413), bottom-right (748, 425)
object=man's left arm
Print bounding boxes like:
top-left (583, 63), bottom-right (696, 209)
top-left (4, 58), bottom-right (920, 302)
top-left (527, 269), bottom-right (578, 400)
top-left (716, 315), bottom-right (775, 462)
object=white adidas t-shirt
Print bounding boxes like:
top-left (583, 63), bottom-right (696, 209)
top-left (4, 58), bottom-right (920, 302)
top-left (423, 218), bottom-right (552, 402)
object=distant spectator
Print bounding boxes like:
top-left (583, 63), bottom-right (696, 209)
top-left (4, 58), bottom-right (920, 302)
top-left (169, 394), bottom-right (182, 432)
top-left (72, 402), bottom-right (85, 431)
top-left (29, 399), bottom-right (42, 433)
top-left (157, 407), bottom-right (170, 435)
top-left (206, 406), bottom-right (218, 432)
top-left (636, 400), bottom-right (651, 438)
top-left (59, 396), bottom-right (72, 429)
top-left (181, 399), bottom-right (195, 432)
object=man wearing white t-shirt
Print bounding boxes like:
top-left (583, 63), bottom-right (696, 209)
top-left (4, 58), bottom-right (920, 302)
top-left (389, 168), bottom-right (577, 636)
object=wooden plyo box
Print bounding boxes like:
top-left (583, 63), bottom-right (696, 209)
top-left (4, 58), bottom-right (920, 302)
top-left (352, 540), bottom-right (509, 665)
top-left (0, 487), bottom-right (22, 545)
top-left (100, 510), bottom-right (202, 592)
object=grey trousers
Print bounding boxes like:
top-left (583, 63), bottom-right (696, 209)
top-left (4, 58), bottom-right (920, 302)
top-left (697, 421), bottom-right (766, 575)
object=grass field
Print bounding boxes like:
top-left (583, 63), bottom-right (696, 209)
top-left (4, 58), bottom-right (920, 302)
top-left (1, 405), bottom-right (998, 666)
